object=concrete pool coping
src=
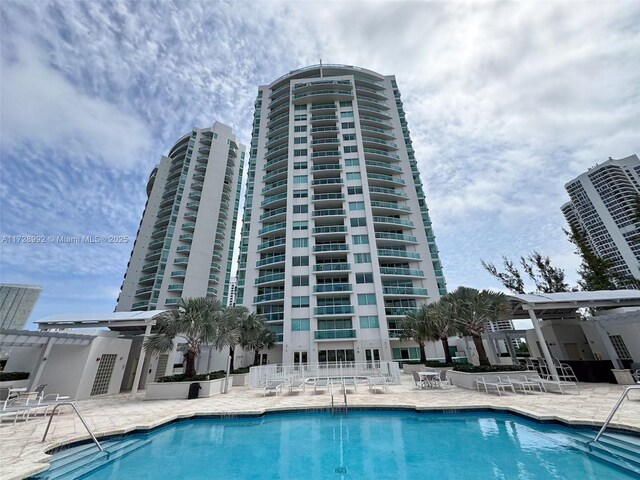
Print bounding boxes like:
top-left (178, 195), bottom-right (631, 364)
top-left (2, 377), bottom-right (639, 479)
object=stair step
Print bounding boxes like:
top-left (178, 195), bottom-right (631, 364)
top-left (588, 442), bottom-right (640, 469)
top-left (70, 439), bottom-right (151, 480)
top-left (587, 448), bottom-right (640, 476)
top-left (41, 438), bottom-right (147, 480)
top-left (47, 443), bottom-right (103, 467)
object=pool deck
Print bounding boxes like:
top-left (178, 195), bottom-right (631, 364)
top-left (1, 376), bottom-right (639, 479)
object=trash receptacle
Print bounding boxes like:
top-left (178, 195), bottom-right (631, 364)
top-left (188, 382), bottom-right (201, 399)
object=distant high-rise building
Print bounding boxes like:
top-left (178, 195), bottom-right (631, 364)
top-left (235, 64), bottom-right (447, 365)
top-left (228, 276), bottom-right (238, 307)
top-left (0, 284), bottom-right (42, 330)
top-left (562, 154), bottom-right (640, 285)
top-left (117, 122), bottom-right (246, 311)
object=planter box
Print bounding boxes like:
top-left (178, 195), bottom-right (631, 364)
top-left (611, 369), bottom-right (636, 385)
top-left (145, 378), bottom-right (228, 400)
top-left (0, 379), bottom-right (29, 390)
top-left (402, 364), bottom-right (426, 374)
top-left (448, 370), bottom-right (525, 390)
top-left (231, 373), bottom-right (249, 386)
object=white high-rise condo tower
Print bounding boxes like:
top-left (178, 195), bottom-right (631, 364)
top-left (236, 65), bottom-right (447, 365)
top-left (562, 154), bottom-right (640, 285)
top-left (117, 121), bottom-right (246, 311)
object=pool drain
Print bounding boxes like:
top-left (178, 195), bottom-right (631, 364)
top-left (335, 467), bottom-right (347, 474)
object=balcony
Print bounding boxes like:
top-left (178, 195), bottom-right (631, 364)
top-left (312, 226), bottom-right (348, 236)
top-left (260, 206), bottom-right (287, 222)
top-left (139, 273), bottom-right (156, 284)
top-left (311, 150), bottom-right (341, 160)
top-left (265, 143), bottom-right (288, 160)
top-left (360, 125), bottom-right (395, 140)
top-left (369, 187), bottom-right (408, 201)
top-left (310, 126), bottom-right (339, 138)
top-left (379, 268), bottom-right (424, 278)
top-left (367, 174), bottom-right (405, 187)
top-left (354, 76), bottom-right (385, 90)
top-left (293, 79), bottom-right (352, 92)
top-left (151, 227), bottom-right (168, 239)
top-left (312, 193), bottom-right (344, 204)
top-left (312, 209), bottom-right (346, 218)
top-left (132, 300), bottom-right (149, 310)
top-left (209, 274), bottom-right (220, 283)
top-left (153, 217), bottom-right (170, 229)
top-left (183, 211), bottom-right (198, 220)
top-left (313, 283), bottom-right (352, 294)
top-left (370, 201), bottom-right (410, 214)
top-left (262, 179), bottom-right (288, 195)
top-left (263, 167), bottom-right (288, 183)
top-left (188, 191), bottom-right (201, 200)
top-left (167, 284), bottom-right (184, 292)
top-left (311, 164), bottom-right (342, 176)
top-left (211, 251), bottom-right (223, 261)
top-left (253, 292), bottom-right (286, 304)
top-left (358, 105), bottom-right (392, 119)
top-left (364, 148), bottom-right (400, 162)
top-left (382, 287), bottom-right (428, 297)
top-left (314, 329), bottom-right (356, 340)
top-left (255, 273), bottom-right (286, 285)
top-left (355, 86), bottom-right (387, 100)
top-left (135, 286), bottom-right (153, 297)
top-left (377, 249), bottom-right (421, 260)
top-left (365, 160), bottom-right (403, 174)
top-left (314, 306), bottom-right (355, 316)
top-left (210, 262), bottom-right (221, 272)
top-left (182, 222), bottom-right (196, 231)
top-left (145, 249), bottom-right (161, 261)
top-left (293, 89), bottom-right (353, 104)
top-left (259, 222), bottom-right (286, 236)
top-left (261, 192), bottom-right (287, 208)
top-left (312, 178), bottom-right (343, 187)
top-left (313, 263), bottom-right (351, 273)
top-left (256, 254), bottom-right (286, 268)
top-left (268, 102), bottom-right (290, 120)
top-left (198, 146), bottom-right (210, 155)
top-left (213, 240), bottom-right (224, 250)
top-left (148, 239), bottom-right (164, 250)
top-left (257, 237), bottom-right (287, 252)
top-left (359, 115), bottom-right (393, 129)
top-left (171, 271), bottom-right (186, 278)
top-left (310, 114), bottom-right (338, 126)
top-left (196, 155), bottom-right (209, 164)
top-left (186, 201), bottom-right (199, 211)
top-left (191, 181), bottom-right (204, 191)
top-left (176, 245), bottom-right (191, 254)
top-left (310, 103), bottom-right (337, 114)
top-left (313, 243), bottom-right (348, 253)
top-left (311, 138), bottom-right (340, 150)
top-left (179, 234), bottom-right (193, 242)
top-left (372, 216), bottom-right (414, 228)
top-left (141, 261), bottom-right (159, 272)
top-left (362, 137), bottom-right (397, 151)
top-left (174, 258), bottom-right (189, 266)
top-left (266, 113), bottom-right (289, 129)
top-left (385, 307), bottom-right (420, 317)
top-left (165, 298), bottom-right (181, 306)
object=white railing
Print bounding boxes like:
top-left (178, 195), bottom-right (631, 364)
top-left (249, 361), bottom-right (401, 388)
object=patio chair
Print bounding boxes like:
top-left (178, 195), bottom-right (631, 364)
top-left (285, 378), bottom-right (306, 394)
top-left (502, 375), bottom-right (544, 394)
top-left (526, 374), bottom-right (579, 395)
top-left (632, 369), bottom-right (640, 384)
top-left (341, 377), bottom-right (358, 393)
top-left (432, 370), bottom-right (451, 390)
top-left (0, 387), bottom-right (18, 409)
top-left (412, 371), bottom-right (426, 389)
top-left (313, 378), bottom-right (329, 394)
top-left (368, 376), bottom-right (389, 393)
top-left (553, 359), bottom-right (578, 382)
top-left (263, 379), bottom-right (283, 396)
top-left (475, 376), bottom-right (515, 396)
top-left (1, 397), bottom-right (48, 424)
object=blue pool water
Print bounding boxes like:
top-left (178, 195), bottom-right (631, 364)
top-left (38, 411), bottom-right (639, 479)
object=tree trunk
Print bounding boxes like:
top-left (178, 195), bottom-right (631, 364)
top-left (441, 337), bottom-right (453, 364)
top-left (418, 341), bottom-right (427, 364)
top-left (472, 335), bottom-right (490, 366)
top-left (185, 350), bottom-right (197, 378)
top-left (229, 345), bottom-right (235, 372)
top-left (253, 349), bottom-right (260, 366)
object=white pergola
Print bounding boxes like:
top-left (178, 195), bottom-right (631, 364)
top-left (504, 290), bottom-right (640, 377)
top-left (35, 310), bottom-right (168, 394)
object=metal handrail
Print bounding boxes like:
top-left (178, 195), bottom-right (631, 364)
top-left (342, 380), bottom-right (348, 414)
top-left (42, 402), bottom-right (104, 452)
top-left (593, 385), bottom-right (640, 443)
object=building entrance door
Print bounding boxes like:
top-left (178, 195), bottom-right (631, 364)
top-left (365, 348), bottom-right (380, 367)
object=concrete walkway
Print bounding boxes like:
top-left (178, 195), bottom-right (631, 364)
top-left (1, 376), bottom-right (639, 479)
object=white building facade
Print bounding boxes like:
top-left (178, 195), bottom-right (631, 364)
top-left (117, 121), bottom-right (246, 311)
top-left (562, 154), bottom-right (640, 285)
top-left (235, 65), bottom-right (447, 365)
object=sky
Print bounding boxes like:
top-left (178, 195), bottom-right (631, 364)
top-left (1, 1), bottom-right (639, 328)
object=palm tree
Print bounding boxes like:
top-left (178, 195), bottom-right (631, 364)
top-left (399, 307), bottom-right (430, 364)
top-left (423, 301), bottom-right (458, 364)
top-left (446, 287), bottom-right (509, 366)
top-left (239, 314), bottom-right (278, 366)
top-left (214, 305), bottom-right (251, 371)
top-left (144, 297), bottom-right (234, 378)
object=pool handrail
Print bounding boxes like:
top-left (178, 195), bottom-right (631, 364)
top-left (593, 385), bottom-right (640, 443)
top-left (42, 402), bottom-right (104, 453)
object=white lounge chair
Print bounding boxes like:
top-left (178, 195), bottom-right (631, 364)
top-left (632, 369), bottom-right (640, 384)
top-left (476, 376), bottom-right (516, 396)
top-left (504, 375), bottom-right (544, 394)
top-left (341, 378), bottom-right (357, 392)
top-left (527, 374), bottom-right (579, 395)
top-left (313, 378), bottom-right (329, 394)
top-left (368, 377), bottom-right (389, 393)
top-left (263, 380), bottom-right (283, 396)
top-left (285, 379), bottom-right (306, 394)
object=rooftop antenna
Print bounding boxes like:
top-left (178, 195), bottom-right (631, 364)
top-left (320, 58), bottom-right (323, 78)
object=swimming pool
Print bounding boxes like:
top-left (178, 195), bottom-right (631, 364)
top-left (35, 410), bottom-right (639, 479)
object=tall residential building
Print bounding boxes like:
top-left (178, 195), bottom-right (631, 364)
top-left (0, 284), bottom-right (42, 329)
top-left (117, 122), bottom-right (246, 311)
top-left (236, 64), bottom-right (447, 365)
top-left (561, 154), bottom-right (640, 284)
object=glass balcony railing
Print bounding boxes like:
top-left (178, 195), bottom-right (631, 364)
top-left (312, 209), bottom-right (346, 217)
top-left (253, 292), bottom-right (286, 303)
top-left (367, 174), bottom-right (405, 186)
top-left (132, 300), bottom-right (149, 310)
top-left (372, 216), bottom-right (414, 227)
top-left (139, 273), bottom-right (156, 283)
top-left (311, 164), bottom-right (342, 172)
top-left (171, 271), bottom-right (186, 278)
top-left (369, 187), bottom-right (408, 199)
top-left (311, 150), bottom-right (341, 158)
top-left (365, 160), bottom-right (402, 173)
top-left (385, 307), bottom-right (420, 316)
top-left (382, 287), bottom-right (428, 296)
top-left (261, 192), bottom-right (288, 207)
top-left (313, 283), bottom-right (352, 293)
top-left (255, 273), bottom-right (286, 285)
top-left (375, 233), bottom-right (417, 243)
top-left (314, 329), bottom-right (356, 340)
top-left (135, 286), bottom-right (153, 296)
top-left (370, 201), bottom-right (410, 212)
top-left (257, 238), bottom-right (287, 251)
top-left (312, 178), bottom-right (343, 186)
top-left (259, 223), bottom-right (286, 236)
top-left (256, 255), bottom-right (286, 267)
top-left (313, 244), bottom-right (348, 252)
top-left (312, 193), bottom-right (345, 202)
top-left (364, 148), bottom-right (400, 161)
top-left (165, 298), bottom-right (181, 305)
top-left (174, 258), bottom-right (189, 265)
top-left (167, 284), bottom-right (184, 291)
top-left (313, 263), bottom-right (351, 272)
top-left (313, 226), bottom-right (348, 235)
top-left (379, 268), bottom-right (424, 277)
top-left (314, 306), bottom-right (355, 316)
top-left (377, 249), bottom-right (421, 259)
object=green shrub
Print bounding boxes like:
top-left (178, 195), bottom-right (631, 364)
top-left (0, 371), bottom-right (29, 382)
top-left (452, 365), bottom-right (527, 373)
top-left (231, 367), bottom-right (250, 374)
top-left (157, 370), bottom-right (226, 383)
top-left (424, 361), bottom-right (455, 368)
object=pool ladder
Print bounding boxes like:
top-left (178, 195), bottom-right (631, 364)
top-left (42, 402), bottom-right (104, 452)
top-left (330, 380), bottom-right (348, 415)
top-left (592, 385), bottom-right (639, 443)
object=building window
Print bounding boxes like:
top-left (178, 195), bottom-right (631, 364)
top-left (392, 347), bottom-right (421, 361)
top-left (355, 253), bottom-right (372, 263)
top-left (294, 104), bottom-right (307, 111)
top-left (293, 205), bottom-right (308, 214)
top-left (341, 111), bottom-right (354, 118)
top-left (609, 335), bottom-right (632, 359)
top-left (294, 125), bottom-right (307, 132)
top-left (341, 122), bottom-right (355, 129)
top-left (360, 316), bottom-right (379, 328)
top-left (294, 161), bottom-right (307, 170)
top-left (350, 217), bottom-right (367, 227)
top-left (347, 172), bottom-right (361, 181)
top-left (358, 293), bottom-right (376, 305)
top-left (293, 238), bottom-right (308, 248)
top-left (343, 134), bottom-right (356, 141)
top-left (349, 202), bottom-right (365, 211)
top-left (345, 158), bottom-right (359, 167)
top-left (292, 256), bottom-right (309, 266)
top-left (319, 349), bottom-right (355, 363)
top-left (294, 137), bottom-right (307, 144)
top-left (353, 234), bottom-right (369, 245)
top-left (294, 114), bottom-right (307, 121)
top-left (348, 186), bottom-right (363, 195)
top-left (356, 272), bottom-right (373, 283)
top-left (294, 149), bottom-right (308, 157)
top-left (294, 175), bottom-right (308, 184)
top-left (340, 101), bottom-right (352, 107)
top-left (293, 221), bottom-right (308, 230)
top-left (344, 146), bottom-right (358, 153)
top-left (292, 318), bottom-right (310, 331)
top-left (292, 275), bottom-right (309, 286)
top-left (292, 296), bottom-right (309, 308)
top-left (293, 189), bottom-right (308, 198)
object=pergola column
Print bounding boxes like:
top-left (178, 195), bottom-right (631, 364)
top-left (131, 323), bottom-right (152, 395)
top-left (527, 308), bottom-right (559, 378)
top-left (29, 337), bottom-right (55, 390)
